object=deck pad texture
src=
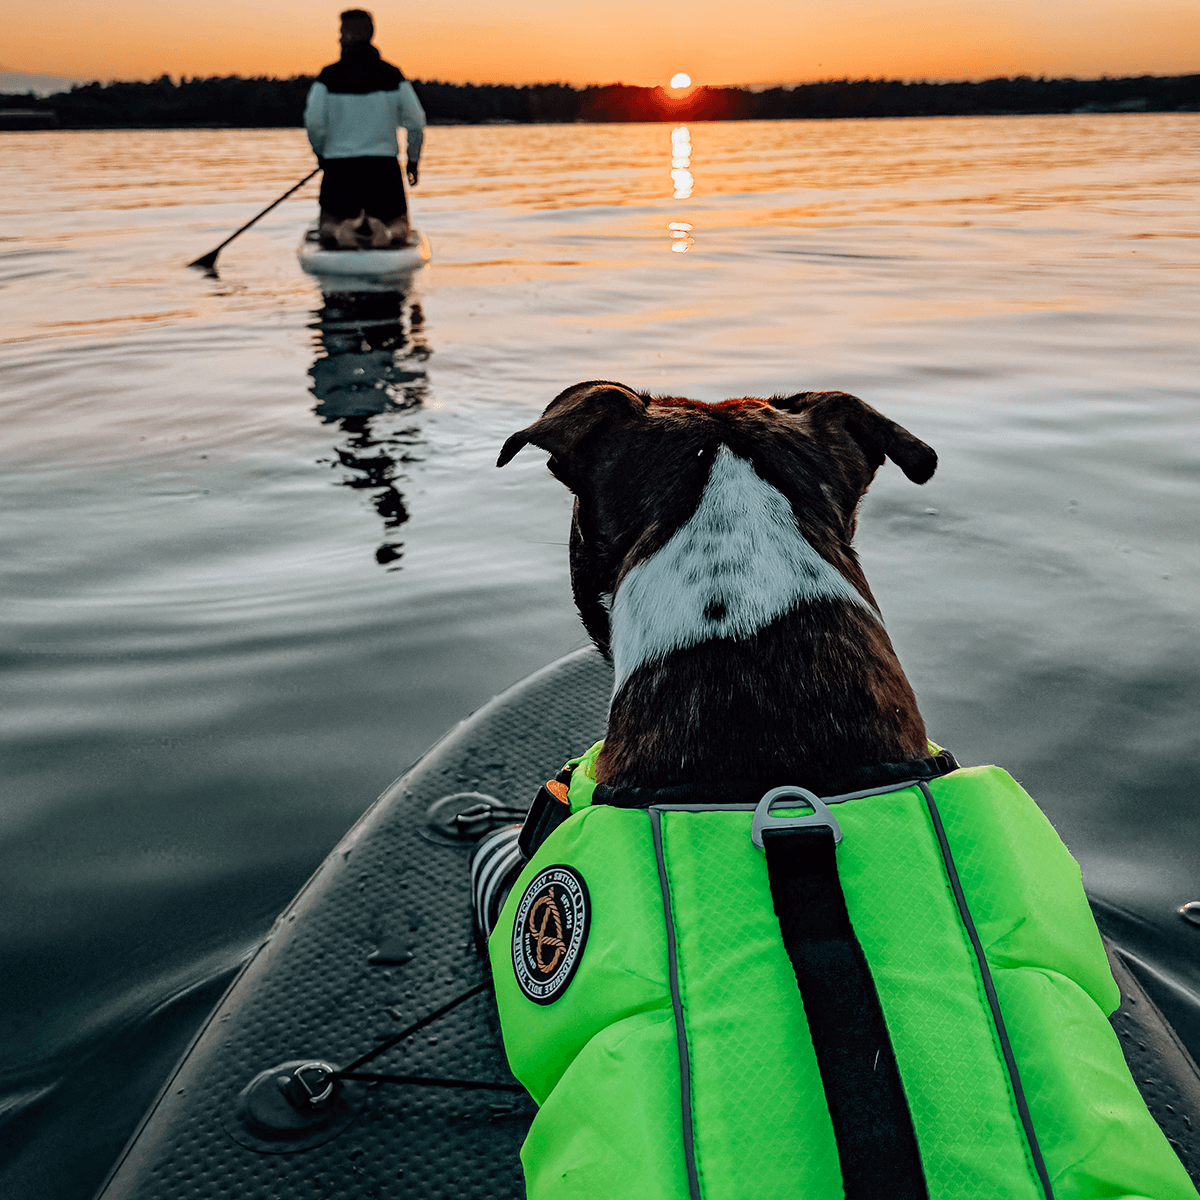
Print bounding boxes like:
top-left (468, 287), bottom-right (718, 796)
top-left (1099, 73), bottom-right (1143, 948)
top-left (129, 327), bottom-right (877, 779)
top-left (95, 649), bottom-right (613, 1200)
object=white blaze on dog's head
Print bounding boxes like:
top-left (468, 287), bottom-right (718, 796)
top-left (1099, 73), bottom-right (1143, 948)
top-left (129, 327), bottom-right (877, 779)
top-left (610, 445), bottom-right (877, 685)
top-left (498, 382), bottom-right (937, 668)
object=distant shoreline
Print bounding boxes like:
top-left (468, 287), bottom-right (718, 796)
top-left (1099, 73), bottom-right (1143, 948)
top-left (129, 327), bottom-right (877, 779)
top-left (2, 73), bottom-right (1197, 131)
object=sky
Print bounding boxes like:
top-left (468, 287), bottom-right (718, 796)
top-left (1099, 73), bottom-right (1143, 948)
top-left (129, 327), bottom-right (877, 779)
top-left (7, 0), bottom-right (1200, 86)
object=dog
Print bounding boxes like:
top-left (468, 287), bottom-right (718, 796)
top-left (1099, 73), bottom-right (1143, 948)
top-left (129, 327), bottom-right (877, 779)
top-left (484, 381), bottom-right (1194, 1200)
top-left (497, 380), bottom-right (937, 789)
top-left (318, 208), bottom-right (409, 249)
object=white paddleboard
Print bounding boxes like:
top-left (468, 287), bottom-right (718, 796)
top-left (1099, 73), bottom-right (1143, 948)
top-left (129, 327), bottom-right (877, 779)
top-left (299, 227), bottom-right (431, 283)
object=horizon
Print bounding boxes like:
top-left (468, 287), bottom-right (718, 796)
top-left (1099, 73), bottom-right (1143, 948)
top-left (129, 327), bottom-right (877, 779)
top-left (4, 0), bottom-right (1199, 91)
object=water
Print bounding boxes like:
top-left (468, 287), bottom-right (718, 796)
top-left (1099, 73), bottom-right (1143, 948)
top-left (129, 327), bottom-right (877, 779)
top-left (2, 114), bottom-right (1198, 1196)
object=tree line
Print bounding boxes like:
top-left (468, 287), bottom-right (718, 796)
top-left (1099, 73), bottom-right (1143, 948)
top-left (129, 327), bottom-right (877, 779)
top-left (4, 72), bottom-right (1197, 128)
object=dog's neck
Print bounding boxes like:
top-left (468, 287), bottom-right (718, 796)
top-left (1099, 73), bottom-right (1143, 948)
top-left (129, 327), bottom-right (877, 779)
top-left (594, 446), bottom-right (928, 787)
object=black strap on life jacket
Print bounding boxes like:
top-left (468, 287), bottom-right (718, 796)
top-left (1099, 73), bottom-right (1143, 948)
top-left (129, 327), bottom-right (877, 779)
top-left (518, 765), bottom-right (575, 860)
top-left (761, 819), bottom-right (929, 1199)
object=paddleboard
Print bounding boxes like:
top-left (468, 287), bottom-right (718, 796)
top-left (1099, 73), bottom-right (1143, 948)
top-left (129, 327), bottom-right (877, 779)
top-left (93, 648), bottom-right (1200, 1197)
top-left (299, 228), bottom-right (431, 284)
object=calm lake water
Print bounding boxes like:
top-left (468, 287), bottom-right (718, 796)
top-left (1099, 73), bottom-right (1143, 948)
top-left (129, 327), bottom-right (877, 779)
top-left (2, 114), bottom-right (1199, 1196)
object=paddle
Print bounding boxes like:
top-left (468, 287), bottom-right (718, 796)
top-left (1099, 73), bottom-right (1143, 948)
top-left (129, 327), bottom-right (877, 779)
top-left (188, 167), bottom-right (321, 271)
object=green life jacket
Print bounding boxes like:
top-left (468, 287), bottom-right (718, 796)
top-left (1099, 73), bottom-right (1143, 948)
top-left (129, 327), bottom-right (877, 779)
top-left (489, 744), bottom-right (1197, 1200)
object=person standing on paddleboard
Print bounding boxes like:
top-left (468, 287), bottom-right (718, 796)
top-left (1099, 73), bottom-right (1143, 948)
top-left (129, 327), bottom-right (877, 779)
top-left (304, 9), bottom-right (425, 249)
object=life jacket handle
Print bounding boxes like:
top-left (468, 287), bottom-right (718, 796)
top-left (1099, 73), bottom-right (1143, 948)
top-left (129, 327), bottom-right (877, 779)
top-left (751, 785), bottom-right (843, 850)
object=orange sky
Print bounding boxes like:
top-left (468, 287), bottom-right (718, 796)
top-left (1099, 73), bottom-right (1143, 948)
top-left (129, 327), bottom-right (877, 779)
top-left (8, 0), bottom-right (1200, 85)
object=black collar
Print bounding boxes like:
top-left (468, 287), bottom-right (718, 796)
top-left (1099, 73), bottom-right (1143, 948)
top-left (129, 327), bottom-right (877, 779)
top-left (317, 43), bottom-right (405, 93)
top-left (590, 751), bottom-right (959, 809)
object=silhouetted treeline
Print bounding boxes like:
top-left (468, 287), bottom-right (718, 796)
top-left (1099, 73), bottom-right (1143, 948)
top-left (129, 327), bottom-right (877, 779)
top-left (2, 75), bottom-right (314, 128)
top-left (4, 72), bottom-right (1198, 129)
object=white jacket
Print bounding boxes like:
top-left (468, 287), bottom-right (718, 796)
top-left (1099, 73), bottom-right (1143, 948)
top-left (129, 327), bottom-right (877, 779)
top-left (304, 54), bottom-right (425, 163)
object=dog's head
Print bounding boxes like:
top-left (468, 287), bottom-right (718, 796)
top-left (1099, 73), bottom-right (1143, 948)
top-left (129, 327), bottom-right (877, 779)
top-left (498, 381), bottom-right (936, 659)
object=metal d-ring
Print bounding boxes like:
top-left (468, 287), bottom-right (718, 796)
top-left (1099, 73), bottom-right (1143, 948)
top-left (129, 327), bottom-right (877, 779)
top-left (289, 1061), bottom-right (336, 1108)
top-left (751, 785), bottom-right (843, 850)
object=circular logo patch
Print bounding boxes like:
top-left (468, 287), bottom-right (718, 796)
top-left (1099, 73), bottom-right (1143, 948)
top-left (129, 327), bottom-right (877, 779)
top-left (512, 865), bottom-right (590, 1005)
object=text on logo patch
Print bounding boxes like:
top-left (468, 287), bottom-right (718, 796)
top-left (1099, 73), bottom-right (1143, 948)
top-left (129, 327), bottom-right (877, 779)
top-left (512, 865), bottom-right (590, 1005)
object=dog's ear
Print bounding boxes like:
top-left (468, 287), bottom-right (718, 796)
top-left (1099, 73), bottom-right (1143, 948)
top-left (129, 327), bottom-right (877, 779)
top-left (772, 391), bottom-right (937, 484)
top-left (497, 381), bottom-right (647, 472)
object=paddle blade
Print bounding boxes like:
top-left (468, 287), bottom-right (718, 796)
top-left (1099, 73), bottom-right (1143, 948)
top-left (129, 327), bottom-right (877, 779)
top-left (187, 249), bottom-right (220, 271)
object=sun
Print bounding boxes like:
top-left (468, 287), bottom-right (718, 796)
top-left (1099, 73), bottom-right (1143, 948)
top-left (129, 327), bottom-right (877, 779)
top-left (669, 73), bottom-right (692, 89)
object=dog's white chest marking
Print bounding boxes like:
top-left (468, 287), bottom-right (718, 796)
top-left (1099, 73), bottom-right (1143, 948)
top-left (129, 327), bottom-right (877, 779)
top-left (610, 446), bottom-right (876, 685)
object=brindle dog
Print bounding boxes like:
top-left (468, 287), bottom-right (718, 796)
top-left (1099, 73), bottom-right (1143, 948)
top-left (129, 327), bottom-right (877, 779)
top-left (498, 380), bottom-right (937, 789)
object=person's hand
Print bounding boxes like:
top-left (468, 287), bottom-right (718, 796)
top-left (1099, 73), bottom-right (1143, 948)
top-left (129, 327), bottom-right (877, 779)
top-left (407, 164), bottom-right (419, 187)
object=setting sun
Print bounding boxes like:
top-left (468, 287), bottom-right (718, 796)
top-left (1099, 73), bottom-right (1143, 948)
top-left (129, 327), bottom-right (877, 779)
top-left (670, 73), bottom-right (692, 88)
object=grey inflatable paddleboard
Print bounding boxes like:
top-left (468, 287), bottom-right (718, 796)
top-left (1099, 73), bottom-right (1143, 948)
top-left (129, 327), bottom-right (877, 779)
top-left (93, 648), bottom-right (1200, 1197)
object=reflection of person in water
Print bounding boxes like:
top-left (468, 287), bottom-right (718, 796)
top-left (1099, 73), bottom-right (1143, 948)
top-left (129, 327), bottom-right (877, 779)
top-left (308, 288), bottom-right (429, 566)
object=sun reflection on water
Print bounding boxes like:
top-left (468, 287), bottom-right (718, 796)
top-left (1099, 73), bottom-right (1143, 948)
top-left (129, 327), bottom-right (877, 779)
top-left (671, 125), bottom-right (694, 199)
top-left (668, 125), bottom-right (695, 253)
top-left (668, 222), bottom-right (694, 252)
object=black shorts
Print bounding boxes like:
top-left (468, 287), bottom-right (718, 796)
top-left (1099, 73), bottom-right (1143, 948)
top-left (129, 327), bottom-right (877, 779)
top-left (319, 156), bottom-right (408, 222)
